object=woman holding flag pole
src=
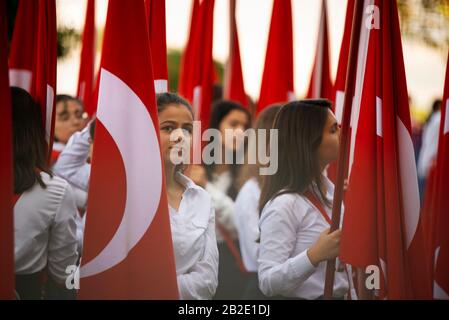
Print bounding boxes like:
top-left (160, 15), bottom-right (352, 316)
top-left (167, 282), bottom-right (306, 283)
top-left (257, 100), bottom-right (355, 300)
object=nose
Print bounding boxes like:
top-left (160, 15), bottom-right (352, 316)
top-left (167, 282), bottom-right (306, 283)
top-left (71, 115), bottom-right (82, 127)
top-left (171, 128), bottom-right (186, 143)
top-left (234, 127), bottom-right (245, 138)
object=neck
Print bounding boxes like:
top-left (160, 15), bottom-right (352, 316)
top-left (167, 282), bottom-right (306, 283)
top-left (319, 159), bottom-right (328, 173)
top-left (165, 162), bottom-right (178, 191)
top-left (214, 163), bottom-right (229, 175)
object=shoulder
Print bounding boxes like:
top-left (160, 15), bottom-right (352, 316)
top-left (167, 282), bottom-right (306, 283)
top-left (236, 178), bottom-right (260, 202)
top-left (260, 192), bottom-right (310, 225)
top-left (180, 173), bottom-right (211, 200)
top-left (39, 172), bottom-right (76, 212)
top-left (17, 172), bottom-right (76, 219)
top-left (178, 172), bottom-right (213, 217)
top-left (40, 172), bottom-right (71, 196)
top-left (242, 177), bottom-right (260, 195)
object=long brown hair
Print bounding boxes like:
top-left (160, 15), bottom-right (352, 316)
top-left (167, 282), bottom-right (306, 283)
top-left (12, 87), bottom-right (52, 194)
top-left (237, 104), bottom-right (281, 189)
top-left (258, 99), bottom-right (333, 214)
top-left (205, 99), bottom-right (251, 200)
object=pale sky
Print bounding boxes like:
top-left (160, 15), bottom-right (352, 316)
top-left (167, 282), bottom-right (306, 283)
top-left (56, 0), bottom-right (447, 113)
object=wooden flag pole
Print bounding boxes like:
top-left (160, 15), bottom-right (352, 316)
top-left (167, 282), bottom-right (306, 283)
top-left (323, 0), bottom-right (365, 300)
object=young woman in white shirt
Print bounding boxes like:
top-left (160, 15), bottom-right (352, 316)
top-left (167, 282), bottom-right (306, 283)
top-left (234, 104), bottom-right (281, 299)
top-left (189, 100), bottom-right (251, 299)
top-left (11, 87), bottom-right (79, 300)
top-left (156, 92), bottom-right (219, 300)
top-left (258, 99), bottom-right (354, 300)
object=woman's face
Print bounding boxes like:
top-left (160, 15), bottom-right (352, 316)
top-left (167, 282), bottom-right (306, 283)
top-left (54, 100), bottom-right (86, 144)
top-left (317, 109), bottom-right (340, 169)
top-left (158, 104), bottom-right (194, 167)
top-left (218, 109), bottom-right (249, 152)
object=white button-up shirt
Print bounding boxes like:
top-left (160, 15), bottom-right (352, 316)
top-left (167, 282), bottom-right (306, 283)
top-left (205, 171), bottom-right (237, 242)
top-left (258, 176), bottom-right (350, 299)
top-left (234, 178), bottom-right (261, 272)
top-left (170, 173), bottom-right (219, 300)
top-left (54, 127), bottom-right (91, 253)
top-left (14, 172), bottom-right (79, 283)
top-left (54, 126), bottom-right (91, 192)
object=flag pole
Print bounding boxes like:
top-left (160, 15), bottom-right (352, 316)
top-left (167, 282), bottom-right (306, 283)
top-left (323, 0), bottom-right (365, 300)
top-left (224, 0), bottom-right (236, 99)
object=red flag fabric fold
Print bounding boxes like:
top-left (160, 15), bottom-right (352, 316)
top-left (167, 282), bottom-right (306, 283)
top-left (77, 0), bottom-right (96, 116)
top-left (146, 0), bottom-right (169, 93)
top-left (340, 0), bottom-right (432, 299)
top-left (306, 0), bottom-right (333, 101)
top-left (257, 0), bottom-right (294, 113)
top-left (8, 0), bottom-right (38, 93)
top-left (178, 0), bottom-right (215, 131)
top-left (423, 52), bottom-right (449, 299)
top-left (32, 0), bottom-right (57, 160)
top-left (0, 0), bottom-right (15, 300)
top-left (224, 0), bottom-right (247, 107)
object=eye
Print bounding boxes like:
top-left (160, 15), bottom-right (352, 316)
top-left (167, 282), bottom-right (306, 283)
top-left (162, 125), bottom-right (174, 133)
top-left (74, 110), bottom-right (84, 119)
top-left (58, 112), bottom-right (69, 121)
top-left (183, 126), bottom-right (193, 134)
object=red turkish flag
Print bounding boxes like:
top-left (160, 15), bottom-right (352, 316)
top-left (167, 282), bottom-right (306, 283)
top-left (423, 52), bottom-right (449, 299)
top-left (306, 0), bottom-right (333, 101)
top-left (31, 0), bottom-right (57, 161)
top-left (223, 0), bottom-right (248, 107)
top-left (9, 0), bottom-right (56, 154)
top-left (257, 0), bottom-right (294, 113)
top-left (334, 0), bottom-right (355, 123)
top-left (146, 0), bottom-right (168, 93)
top-left (178, 0), bottom-right (199, 101)
top-left (178, 0), bottom-right (215, 130)
top-left (79, 0), bottom-right (179, 299)
top-left (340, 0), bottom-right (432, 299)
top-left (77, 0), bottom-right (96, 116)
top-left (8, 0), bottom-right (38, 93)
top-left (0, 0), bottom-right (15, 300)
top-left (10, 0), bottom-right (57, 160)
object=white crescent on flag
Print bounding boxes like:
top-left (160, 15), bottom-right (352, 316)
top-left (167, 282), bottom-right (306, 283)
top-left (397, 116), bottom-right (420, 249)
top-left (45, 84), bottom-right (54, 145)
top-left (81, 68), bottom-right (162, 278)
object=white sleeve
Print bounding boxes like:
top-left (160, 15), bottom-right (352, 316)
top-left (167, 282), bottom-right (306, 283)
top-left (205, 182), bottom-right (236, 234)
top-left (75, 212), bottom-right (86, 254)
top-left (418, 114), bottom-right (441, 178)
top-left (47, 183), bottom-right (79, 284)
top-left (53, 126), bottom-right (91, 191)
top-left (258, 202), bottom-right (316, 297)
top-left (177, 207), bottom-right (219, 300)
top-left (235, 187), bottom-right (260, 270)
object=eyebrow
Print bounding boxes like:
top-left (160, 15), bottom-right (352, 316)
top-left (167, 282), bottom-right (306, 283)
top-left (160, 120), bottom-right (177, 126)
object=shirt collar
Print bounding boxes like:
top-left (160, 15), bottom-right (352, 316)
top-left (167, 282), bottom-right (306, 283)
top-left (175, 172), bottom-right (203, 193)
